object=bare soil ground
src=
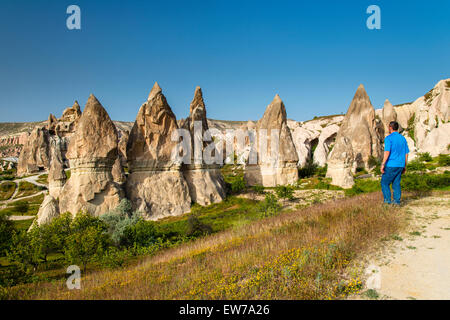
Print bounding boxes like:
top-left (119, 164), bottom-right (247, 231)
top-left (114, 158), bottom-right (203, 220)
top-left (353, 192), bottom-right (450, 300)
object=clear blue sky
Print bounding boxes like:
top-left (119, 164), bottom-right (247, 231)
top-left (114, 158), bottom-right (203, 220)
top-left (0, 0), bottom-right (449, 123)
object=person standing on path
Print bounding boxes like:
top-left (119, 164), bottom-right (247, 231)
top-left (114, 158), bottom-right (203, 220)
top-left (380, 121), bottom-right (409, 205)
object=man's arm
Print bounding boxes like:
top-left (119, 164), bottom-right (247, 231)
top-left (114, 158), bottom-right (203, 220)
top-left (402, 153), bottom-right (408, 174)
top-left (381, 151), bottom-right (390, 173)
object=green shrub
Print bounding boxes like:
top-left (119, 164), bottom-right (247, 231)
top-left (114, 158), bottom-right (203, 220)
top-left (401, 172), bottom-right (449, 192)
top-left (407, 114), bottom-right (416, 142)
top-left (315, 180), bottom-right (343, 190)
top-left (437, 154), bottom-right (450, 166)
top-left (418, 152), bottom-right (433, 162)
top-left (406, 159), bottom-right (426, 172)
top-left (186, 214), bottom-right (213, 237)
top-left (100, 199), bottom-right (141, 246)
top-left (258, 193), bottom-right (282, 217)
top-left (252, 185), bottom-right (265, 194)
top-left (229, 175), bottom-right (245, 194)
top-left (123, 220), bottom-right (159, 247)
top-left (275, 185), bottom-right (294, 202)
top-left (345, 179), bottom-right (380, 196)
top-left (298, 160), bottom-right (318, 178)
top-left (368, 156), bottom-right (381, 168)
top-left (0, 213), bottom-right (14, 255)
top-left (316, 164), bottom-right (327, 177)
top-left (98, 247), bottom-right (132, 268)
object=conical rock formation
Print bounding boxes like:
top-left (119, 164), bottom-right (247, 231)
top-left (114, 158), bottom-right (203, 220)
top-left (32, 195), bottom-right (60, 228)
top-left (180, 87), bottom-right (226, 206)
top-left (244, 94), bottom-right (299, 186)
top-left (381, 99), bottom-right (399, 135)
top-left (59, 94), bottom-right (123, 216)
top-left (326, 84), bottom-right (383, 187)
top-left (126, 83), bottom-right (191, 220)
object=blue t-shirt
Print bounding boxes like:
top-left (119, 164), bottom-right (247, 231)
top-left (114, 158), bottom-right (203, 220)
top-left (384, 132), bottom-right (409, 167)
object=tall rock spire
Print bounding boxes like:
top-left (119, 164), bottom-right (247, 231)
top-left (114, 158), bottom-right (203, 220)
top-left (244, 94), bottom-right (299, 187)
top-left (326, 84), bottom-right (384, 188)
top-left (180, 86), bottom-right (226, 206)
top-left (126, 84), bottom-right (191, 220)
top-left (59, 94), bottom-right (123, 216)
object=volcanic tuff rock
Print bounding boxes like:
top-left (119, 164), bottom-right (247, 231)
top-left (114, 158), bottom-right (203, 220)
top-left (381, 99), bottom-right (400, 135)
top-left (112, 157), bottom-right (126, 184)
top-left (412, 79), bottom-right (450, 156)
top-left (326, 135), bottom-right (355, 188)
top-left (180, 87), bottom-right (226, 206)
top-left (48, 137), bottom-right (66, 198)
top-left (32, 195), bottom-right (60, 228)
top-left (244, 94), bottom-right (299, 187)
top-left (59, 94), bottom-right (123, 217)
top-left (326, 84), bottom-right (384, 187)
top-left (313, 124), bottom-right (339, 167)
top-left (17, 127), bottom-right (50, 175)
top-left (126, 83), bottom-right (191, 220)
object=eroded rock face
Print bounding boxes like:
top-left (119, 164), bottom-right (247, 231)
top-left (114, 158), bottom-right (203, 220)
top-left (17, 127), bottom-right (50, 175)
top-left (180, 87), bottom-right (226, 206)
top-left (48, 137), bottom-right (66, 198)
top-left (126, 83), bottom-right (191, 220)
top-left (244, 94), bottom-right (299, 186)
top-left (326, 84), bottom-right (383, 187)
top-left (112, 157), bottom-right (126, 184)
top-left (59, 94), bottom-right (123, 216)
top-left (412, 79), bottom-right (450, 156)
top-left (326, 136), bottom-right (355, 188)
top-left (381, 99), bottom-right (400, 135)
top-left (313, 124), bottom-right (339, 167)
top-left (61, 101), bottom-right (82, 123)
top-left (33, 195), bottom-right (60, 228)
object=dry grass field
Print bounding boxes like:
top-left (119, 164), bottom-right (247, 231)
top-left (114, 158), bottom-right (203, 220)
top-left (5, 191), bottom-right (408, 300)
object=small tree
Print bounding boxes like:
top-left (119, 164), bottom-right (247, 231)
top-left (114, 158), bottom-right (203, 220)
top-left (7, 231), bottom-right (41, 272)
top-left (64, 212), bottom-right (108, 273)
top-left (275, 185), bottom-right (294, 204)
top-left (65, 224), bottom-right (108, 273)
top-left (258, 193), bottom-right (282, 217)
top-left (0, 213), bottom-right (14, 256)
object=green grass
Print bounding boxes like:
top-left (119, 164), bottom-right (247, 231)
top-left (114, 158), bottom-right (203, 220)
top-left (297, 177), bottom-right (342, 191)
top-left (0, 193), bottom-right (44, 216)
top-left (15, 181), bottom-right (44, 198)
top-left (156, 196), bottom-right (262, 237)
top-left (11, 218), bottom-right (34, 232)
top-left (345, 179), bottom-right (380, 196)
top-left (36, 174), bottom-right (48, 185)
top-left (0, 181), bottom-right (16, 201)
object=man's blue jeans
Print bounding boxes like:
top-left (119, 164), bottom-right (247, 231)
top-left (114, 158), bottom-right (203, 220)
top-left (381, 167), bottom-right (404, 204)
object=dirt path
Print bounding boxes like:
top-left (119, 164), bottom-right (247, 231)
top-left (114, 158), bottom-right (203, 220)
top-left (359, 193), bottom-right (450, 300)
top-left (0, 173), bottom-right (47, 209)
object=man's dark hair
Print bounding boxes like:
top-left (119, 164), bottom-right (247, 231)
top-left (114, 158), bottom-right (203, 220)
top-left (389, 121), bottom-right (399, 131)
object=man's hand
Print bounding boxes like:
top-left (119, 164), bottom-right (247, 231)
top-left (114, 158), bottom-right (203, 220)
top-left (402, 167), bottom-right (406, 174)
top-left (381, 164), bottom-right (385, 174)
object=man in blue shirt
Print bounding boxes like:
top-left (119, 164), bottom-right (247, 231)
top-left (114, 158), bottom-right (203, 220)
top-left (381, 121), bottom-right (409, 205)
